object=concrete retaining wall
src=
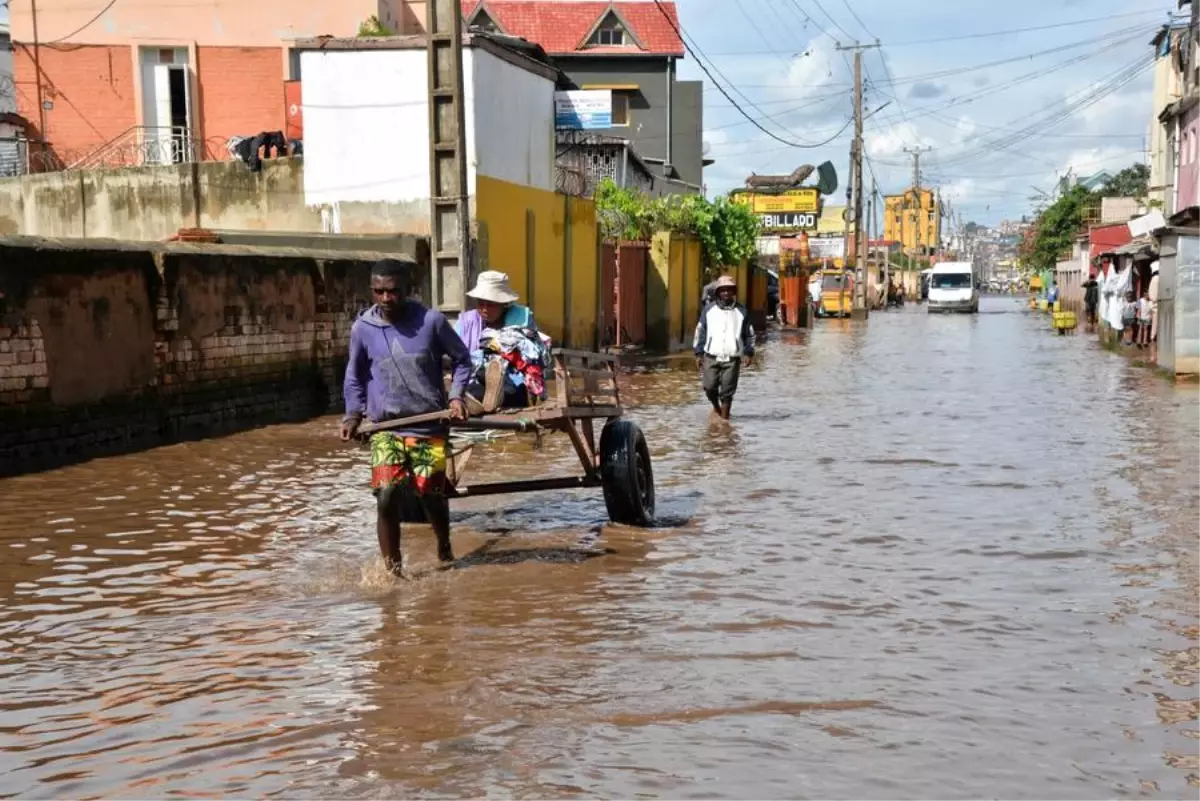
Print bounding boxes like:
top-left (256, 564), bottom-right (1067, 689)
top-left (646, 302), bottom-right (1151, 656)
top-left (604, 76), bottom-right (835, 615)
top-left (0, 158), bottom-right (431, 241)
top-left (0, 235), bottom-right (423, 475)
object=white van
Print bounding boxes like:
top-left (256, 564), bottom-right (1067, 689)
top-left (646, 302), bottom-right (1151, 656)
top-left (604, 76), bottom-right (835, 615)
top-left (927, 261), bottom-right (979, 313)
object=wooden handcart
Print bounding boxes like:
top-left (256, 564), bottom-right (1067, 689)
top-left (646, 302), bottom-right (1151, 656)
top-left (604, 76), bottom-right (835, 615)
top-left (358, 349), bottom-right (656, 527)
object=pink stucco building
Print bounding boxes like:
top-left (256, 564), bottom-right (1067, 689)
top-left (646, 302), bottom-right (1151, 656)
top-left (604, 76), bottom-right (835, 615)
top-left (7, 0), bottom-right (419, 165)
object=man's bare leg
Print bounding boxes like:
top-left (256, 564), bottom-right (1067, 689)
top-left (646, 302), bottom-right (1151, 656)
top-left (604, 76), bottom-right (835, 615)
top-left (421, 495), bottom-right (455, 563)
top-left (376, 487), bottom-right (403, 575)
top-left (720, 400), bottom-right (732, 420)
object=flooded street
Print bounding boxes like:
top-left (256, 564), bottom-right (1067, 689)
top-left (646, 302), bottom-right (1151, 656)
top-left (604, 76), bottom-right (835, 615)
top-left (1, 296), bottom-right (1197, 799)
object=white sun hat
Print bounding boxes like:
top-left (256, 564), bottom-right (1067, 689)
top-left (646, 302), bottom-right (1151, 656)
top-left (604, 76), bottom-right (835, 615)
top-left (467, 271), bottom-right (520, 304)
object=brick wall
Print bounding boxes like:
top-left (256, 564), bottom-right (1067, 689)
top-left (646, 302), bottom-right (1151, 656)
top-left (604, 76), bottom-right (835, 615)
top-left (196, 46), bottom-right (286, 144)
top-left (0, 238), bottom-right (423, 477)
top-left (13, 44), bottom-right (137, 162)
top-left (13, 42), bottom-right (287, 165)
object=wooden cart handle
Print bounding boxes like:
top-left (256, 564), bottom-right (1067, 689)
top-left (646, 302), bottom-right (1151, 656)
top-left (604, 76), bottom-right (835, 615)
top-left (357, 410), bottom-right (451, 436)
top-left (357, 412), bottom-right (539, 437)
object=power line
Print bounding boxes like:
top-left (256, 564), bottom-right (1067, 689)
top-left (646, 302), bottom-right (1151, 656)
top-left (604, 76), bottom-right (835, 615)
top-left (651, 0), bottom-right (853, 148)
top-left (930, 55), bottom-right (1153, 168)
top-left (887, 9), bottom-right (1175, 47)
top-left (702, 19), bottom-right (1157, 92)
top-left (42, 0), bottom-right (118, 45)
top-left (806, 0), bottom-right (856, 41)
top-left (699, 9), bottom-right (1169, 55)
top-left (732, 0), bottom-right (794, 70)
top-left (840, 0), bottom-right (876, 39)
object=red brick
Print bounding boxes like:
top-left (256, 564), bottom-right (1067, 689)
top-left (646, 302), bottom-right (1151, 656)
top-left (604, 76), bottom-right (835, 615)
top-left (13, 44), bottom-right (137, 163)
top-left (195, 47), bottom-right (286, 147)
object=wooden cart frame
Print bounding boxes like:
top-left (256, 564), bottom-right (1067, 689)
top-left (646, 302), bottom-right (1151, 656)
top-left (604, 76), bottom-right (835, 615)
top-left (363, 349), bottom-right (656, 526)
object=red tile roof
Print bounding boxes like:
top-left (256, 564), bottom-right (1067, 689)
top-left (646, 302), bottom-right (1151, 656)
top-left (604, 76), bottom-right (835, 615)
top-left (462, 1), bottom-right (685, 57)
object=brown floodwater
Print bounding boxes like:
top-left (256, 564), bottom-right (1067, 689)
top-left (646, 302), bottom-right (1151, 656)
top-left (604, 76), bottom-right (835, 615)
top-left (1, 297), bottom-right (1197, 799)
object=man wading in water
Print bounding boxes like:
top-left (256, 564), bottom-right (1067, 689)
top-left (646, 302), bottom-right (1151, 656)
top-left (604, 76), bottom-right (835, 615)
top-left (340, 258), bottom-right (472, 575)
top-left (694, 274), bottom-right (754, 420)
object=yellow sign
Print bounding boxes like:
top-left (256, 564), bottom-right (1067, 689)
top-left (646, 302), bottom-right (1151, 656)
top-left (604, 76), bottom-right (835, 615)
top-left (733, 188), bottom-right (821, 214)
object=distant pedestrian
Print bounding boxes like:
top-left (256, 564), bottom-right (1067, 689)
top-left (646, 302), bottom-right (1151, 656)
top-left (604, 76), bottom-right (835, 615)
top-left (1137, 291), bottom-right (1152, 348)
top-left (1083, 274), bottom-right (1100, 331)
top-left (694, 275), bottom-right (754, 420)
top-left (1121, 290), bottom-right (1138, 345)
top-left (700, 278), bottom-right (719, 316)
top-left (1048, 279), bottom-right (1060, 311)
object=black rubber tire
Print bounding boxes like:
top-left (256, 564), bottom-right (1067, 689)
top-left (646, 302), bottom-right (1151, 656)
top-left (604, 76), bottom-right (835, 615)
top-left (599, 419), bottom-right (655, 526)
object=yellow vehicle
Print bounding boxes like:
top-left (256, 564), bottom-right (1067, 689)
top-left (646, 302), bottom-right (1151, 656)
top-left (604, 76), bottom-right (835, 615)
top-left (815, 269), bottom-right (854, 318)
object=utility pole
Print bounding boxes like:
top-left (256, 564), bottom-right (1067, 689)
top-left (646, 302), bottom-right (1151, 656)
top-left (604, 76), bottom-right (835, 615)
top-left (874, 176), bottom-right (887, 304)
top-left (425, 0), bottom-right (471, 314)
top-left (31, 0), bottom-right (47, 154)
top-left (837, 40), bottom-right (879, 320)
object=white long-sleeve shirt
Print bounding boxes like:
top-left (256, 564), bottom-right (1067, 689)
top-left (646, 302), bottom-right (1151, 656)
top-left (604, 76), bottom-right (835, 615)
top-left (694, 302), bottom-right (755, 361)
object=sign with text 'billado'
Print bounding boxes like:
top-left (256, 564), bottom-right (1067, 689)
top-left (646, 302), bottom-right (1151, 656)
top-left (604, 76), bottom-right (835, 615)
top-left (554, 90), bottom-right (612, 129)
top-left (759, 211), bottom-right (819, 230)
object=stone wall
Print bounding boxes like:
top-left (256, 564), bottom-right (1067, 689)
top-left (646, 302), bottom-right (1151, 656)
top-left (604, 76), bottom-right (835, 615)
top-left (0, 235), bottom-right (425, 476)
top-left (0, 157), bottom-right (432, 241)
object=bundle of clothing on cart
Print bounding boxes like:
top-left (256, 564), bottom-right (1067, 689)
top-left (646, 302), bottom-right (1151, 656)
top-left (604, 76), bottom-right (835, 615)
top-left (467, 325), bottom-right (552, 409)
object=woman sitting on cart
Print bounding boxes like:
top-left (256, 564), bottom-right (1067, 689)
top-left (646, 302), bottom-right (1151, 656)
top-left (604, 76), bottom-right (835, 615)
top-left (455, 271), bottom-right (549, 412)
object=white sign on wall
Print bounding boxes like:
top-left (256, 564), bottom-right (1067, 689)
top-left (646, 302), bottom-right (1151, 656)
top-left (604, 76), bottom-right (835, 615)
top-left (554, 90), bottom-right (612, 129)
top-left (809, 236), bottom-right (846, 259)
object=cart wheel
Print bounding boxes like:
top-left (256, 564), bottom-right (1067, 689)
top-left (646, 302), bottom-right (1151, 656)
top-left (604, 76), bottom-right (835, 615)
top-left (600, 419), bottom-right (655, 526)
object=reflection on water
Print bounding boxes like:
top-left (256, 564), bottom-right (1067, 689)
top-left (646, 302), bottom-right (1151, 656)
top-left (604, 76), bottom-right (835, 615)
top-left (0, 298), bottom-right (1196, 798)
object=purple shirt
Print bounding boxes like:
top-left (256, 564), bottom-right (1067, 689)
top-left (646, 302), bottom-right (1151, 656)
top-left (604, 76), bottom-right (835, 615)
top-left (343, 302), bottom-right (470, 437)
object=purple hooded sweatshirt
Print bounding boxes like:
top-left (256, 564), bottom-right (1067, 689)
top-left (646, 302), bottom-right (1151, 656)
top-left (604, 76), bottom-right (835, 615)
top-left (343, 301), bottom-right (471, 437)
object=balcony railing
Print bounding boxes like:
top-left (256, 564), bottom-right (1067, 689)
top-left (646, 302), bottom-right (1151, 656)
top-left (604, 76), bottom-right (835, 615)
top-left (14, 127), bottom-right (234, 174)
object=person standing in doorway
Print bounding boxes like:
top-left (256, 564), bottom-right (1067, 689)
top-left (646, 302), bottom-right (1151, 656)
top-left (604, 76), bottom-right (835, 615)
top-left (1148, 262), bottom-right (1160, 352)
top-left (341, 258), bottom-right (472, 576)
top-left (1083, 273), bottom-right (1100, 332)
top-left (694, 275), bottom-right (755, 420)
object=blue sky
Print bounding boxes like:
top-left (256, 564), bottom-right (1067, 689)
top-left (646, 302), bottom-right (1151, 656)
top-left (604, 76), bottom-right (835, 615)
top-left (674, 0), bottom-right (1185, 225)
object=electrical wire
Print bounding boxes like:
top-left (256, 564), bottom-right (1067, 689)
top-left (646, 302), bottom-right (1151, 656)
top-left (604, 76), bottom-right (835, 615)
top-left (930, 56), bottom-right (1153, 168)
top-left (732, 0), bottom-right (796, 70)
top-left (714, 19), bottom-right (1158, 93)
top-left (650, 0), bottom-right (853, 148)
top-left (840, 0), bottom-right (876, 39)
top-left (805, 0), bottom-right (856, 42)
top-left (887, 9), bottom-right (1176, 47)
top-left (42, 0), bottom-right (118, 45)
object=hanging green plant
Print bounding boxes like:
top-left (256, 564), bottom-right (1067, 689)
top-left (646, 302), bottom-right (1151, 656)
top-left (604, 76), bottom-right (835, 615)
top-left (592, 179), bottom-right (760, 268)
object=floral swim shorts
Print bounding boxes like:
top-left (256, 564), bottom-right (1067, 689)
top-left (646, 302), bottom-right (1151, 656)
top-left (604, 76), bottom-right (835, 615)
top-left (369, 433), bottom-right (448, 495)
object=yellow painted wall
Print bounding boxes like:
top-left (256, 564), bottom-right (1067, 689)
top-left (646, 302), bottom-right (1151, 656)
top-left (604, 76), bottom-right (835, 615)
top-left (668, 236), bottom-right (685, 348)
top-left (474, 175), bottom-right (598, 348)
top-left (682, 239), bottom-right (701, 346)
top-left (647, 233), bottom-right (702, 351)
top-left (567, 196), bottom-right (600, 350)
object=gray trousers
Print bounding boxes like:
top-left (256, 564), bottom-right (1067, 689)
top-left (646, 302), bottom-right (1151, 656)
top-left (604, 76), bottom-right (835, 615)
top-left (702, 356), bottom-right (741, 405)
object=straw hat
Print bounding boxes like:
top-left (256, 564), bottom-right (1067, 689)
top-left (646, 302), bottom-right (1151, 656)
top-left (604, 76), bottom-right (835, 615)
top-left (716, 275), bottom-right (737, 289)
top-left (467, 271), bottom-right (520, 304)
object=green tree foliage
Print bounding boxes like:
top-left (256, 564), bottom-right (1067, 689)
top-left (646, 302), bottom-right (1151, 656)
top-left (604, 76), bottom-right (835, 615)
top-left (1024, 184), bottom-right (1094, 271)
top-left (593, 179), bottom-right (761, 267)
top-left (1099, 163), bottom-right (1149, 198)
